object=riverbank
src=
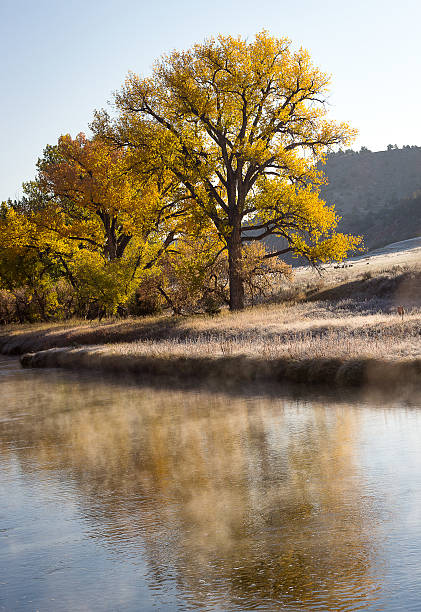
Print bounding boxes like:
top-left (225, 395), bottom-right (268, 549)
top-left (2, 258), bottom-right (420, 389)
top-left (2, 302), bottom-right (420, 389)
top-left (18, 345), bottom-right (421, 389)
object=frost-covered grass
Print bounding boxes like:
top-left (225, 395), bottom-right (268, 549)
top-left (3, 303), bottom-right (420, 364)
top-left (99, 326), bottom-right (421, 362)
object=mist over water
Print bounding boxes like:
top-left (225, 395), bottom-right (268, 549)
top-left (0, 357), bottom-right (420, 611)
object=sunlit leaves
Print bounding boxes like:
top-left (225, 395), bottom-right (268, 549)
top-left (1, 31), bottom-right (362, 316)
top-left (114, 31), bottom-right (360, 281)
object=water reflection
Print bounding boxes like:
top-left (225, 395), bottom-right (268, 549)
top-left (0, 361), bottom-right (419, 610)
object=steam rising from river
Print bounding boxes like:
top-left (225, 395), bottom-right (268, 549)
top-left (0, 368), bottom-right (390, 610)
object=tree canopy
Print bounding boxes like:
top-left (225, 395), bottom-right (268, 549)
top-left (102, 31), bottom-right (360, 309)
top-left (0, 31), bottom-right (360, 321)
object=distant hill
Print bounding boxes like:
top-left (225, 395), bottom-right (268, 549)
top-left (320, 146), bottom-right (421, 250)
top-left (265, 145), bottom-right (421, 260)
top-left (343, 191), bottom-right (421, 251)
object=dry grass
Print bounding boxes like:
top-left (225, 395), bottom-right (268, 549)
top-left (101, 330), bottom-right (421, 362)
top-left (1, 300), bottom-right (419, 358)
top-left (14, 307), bottom-right (421, 389)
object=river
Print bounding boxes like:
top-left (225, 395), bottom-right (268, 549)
top-left (0, 356), bottom-right (420, 611)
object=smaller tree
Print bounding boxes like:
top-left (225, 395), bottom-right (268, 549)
top-left (10, 133), bottom-right (192, 315)
top-left (240, 243), bottom-right (292, 306)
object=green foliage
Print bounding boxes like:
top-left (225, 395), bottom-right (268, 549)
top-left (71, 252), bottom-right (135, 316)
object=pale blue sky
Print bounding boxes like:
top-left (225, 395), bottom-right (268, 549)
top-left (1, 0), bottom-right (420, 201)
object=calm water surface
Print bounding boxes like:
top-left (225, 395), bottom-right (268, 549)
top-left (0, 356), bottom-right (421, 611)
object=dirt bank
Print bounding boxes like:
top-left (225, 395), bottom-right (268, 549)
top-left (19, 346), bottom-right (421, 390)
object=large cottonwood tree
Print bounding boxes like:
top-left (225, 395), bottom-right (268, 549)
top-left (112, 31), bottom-right (360, 310)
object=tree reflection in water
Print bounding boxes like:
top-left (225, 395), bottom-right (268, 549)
top-left (0, 367), bottom-right (384, 611)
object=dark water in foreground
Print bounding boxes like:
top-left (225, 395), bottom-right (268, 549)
top-left (0, 358), bottom-right (421, 611)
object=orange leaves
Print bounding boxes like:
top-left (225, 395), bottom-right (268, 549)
top-left (39, 133), bottom-right (133, 220)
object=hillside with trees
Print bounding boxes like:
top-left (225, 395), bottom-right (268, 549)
top-left (321, 146), bottom-right (421, 250)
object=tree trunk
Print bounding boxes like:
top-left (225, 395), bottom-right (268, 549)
top-left (228, 224), bottom-right (245, 311)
